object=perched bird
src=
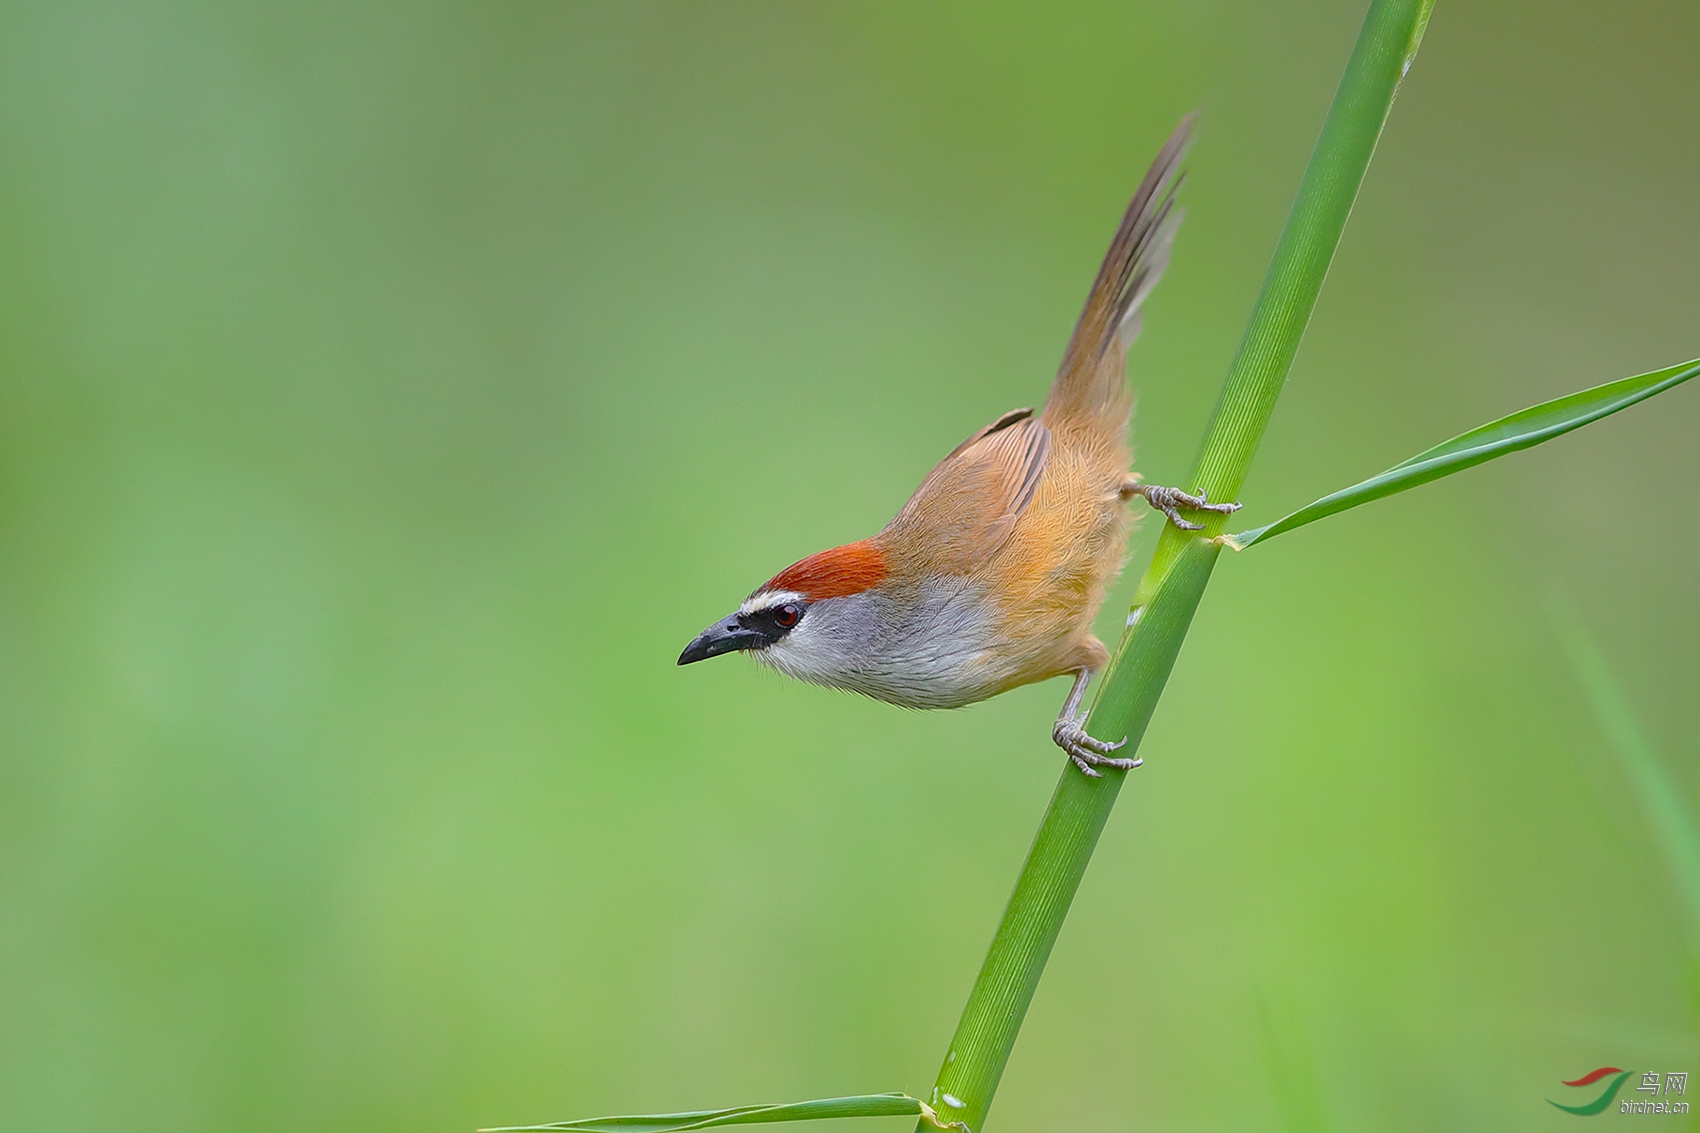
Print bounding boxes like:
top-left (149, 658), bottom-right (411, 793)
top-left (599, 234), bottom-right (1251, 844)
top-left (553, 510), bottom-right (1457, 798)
top-left (678, 117), bottom-right (1237, 775)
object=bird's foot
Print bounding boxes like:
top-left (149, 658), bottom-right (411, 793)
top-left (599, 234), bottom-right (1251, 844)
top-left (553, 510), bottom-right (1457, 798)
top-left (1053, 718), bottom-right (1141, 778)
top-left (1123, 480), bottom-right (1242, 531)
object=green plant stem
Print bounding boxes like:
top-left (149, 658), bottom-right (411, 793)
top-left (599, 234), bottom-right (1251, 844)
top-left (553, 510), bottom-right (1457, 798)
top-left (1138, 0), bottom-right (1432, 601)
top-left (919, 3), bottom-right (1432, 1130)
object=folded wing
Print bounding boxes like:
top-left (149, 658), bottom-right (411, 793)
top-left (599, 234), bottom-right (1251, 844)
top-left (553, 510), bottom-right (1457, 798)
top-left (880, 408), bottom-right (1051, 575)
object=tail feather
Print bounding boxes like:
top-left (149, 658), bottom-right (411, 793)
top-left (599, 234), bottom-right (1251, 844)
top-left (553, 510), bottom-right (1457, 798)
top-left (1043, 115), bottom-right (1191, 427)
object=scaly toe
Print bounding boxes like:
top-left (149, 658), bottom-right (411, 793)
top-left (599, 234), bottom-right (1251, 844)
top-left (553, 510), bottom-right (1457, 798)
top-left (1088, 753), bottom-right (1144, 771)
top-left (1055, 723), bottom-right (1142, 776)
top-left (1072, 748), bottom-right (1143, 774)
top-left (1069, 752), bottom-right (1104, 778)
top-left (1054, 722), bottom-right (1127, 755)
top-left (1182, 489), bottom-right (1243, 516)
top-left (1137, 484), bottom-right (1243, 528)
top-left (1078, 732), bottom-right (1127, 754)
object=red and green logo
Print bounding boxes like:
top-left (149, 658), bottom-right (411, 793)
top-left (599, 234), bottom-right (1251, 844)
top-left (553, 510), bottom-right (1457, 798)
top-left (1549, 1067), bottom-right (1633, 1116)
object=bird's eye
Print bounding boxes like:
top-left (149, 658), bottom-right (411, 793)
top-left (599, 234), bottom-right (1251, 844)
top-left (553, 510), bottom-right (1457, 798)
top-left (774, 603), bottom-right (802, 629)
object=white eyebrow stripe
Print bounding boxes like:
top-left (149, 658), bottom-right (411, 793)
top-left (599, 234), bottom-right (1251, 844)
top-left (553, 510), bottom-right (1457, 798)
top-left (740, 589), bottom-right (806, 616)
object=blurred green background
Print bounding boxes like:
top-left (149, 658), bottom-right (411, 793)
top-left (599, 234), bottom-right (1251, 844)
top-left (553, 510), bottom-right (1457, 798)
top-left (2, 2), bottom-right (1697, 1130)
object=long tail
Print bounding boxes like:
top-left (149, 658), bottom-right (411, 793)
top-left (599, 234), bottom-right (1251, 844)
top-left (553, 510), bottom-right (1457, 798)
top-left (1041, 115), bottom-right (1190, 430)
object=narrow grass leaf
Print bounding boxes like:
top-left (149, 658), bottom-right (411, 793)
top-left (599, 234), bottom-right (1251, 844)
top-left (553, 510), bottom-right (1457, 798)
top-left (1549, 599), bottom-right (1700, 948)
top-left (1224, 359), bottom-right (1700, 550)
top-left (482, 1094), bottom-right (944, 1133)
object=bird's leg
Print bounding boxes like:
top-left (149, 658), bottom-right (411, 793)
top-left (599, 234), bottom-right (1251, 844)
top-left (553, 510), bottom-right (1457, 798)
top-left (1121, 475), bottom-right (1242, 531)
top-left (1052, 669), bottom-right (1140, 778)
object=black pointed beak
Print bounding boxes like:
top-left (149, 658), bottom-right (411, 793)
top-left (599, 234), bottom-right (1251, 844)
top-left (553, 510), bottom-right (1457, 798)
top-left (678, 612), bottom-right (772, 665)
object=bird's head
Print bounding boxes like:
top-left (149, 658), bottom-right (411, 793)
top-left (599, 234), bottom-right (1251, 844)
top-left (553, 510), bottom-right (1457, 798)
top-left (677, 538), bottom-right (889, 670)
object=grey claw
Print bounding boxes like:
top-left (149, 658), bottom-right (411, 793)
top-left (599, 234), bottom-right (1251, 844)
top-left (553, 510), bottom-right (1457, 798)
top-left (1072, 749), bottom-right (1143, 775)
top-left (1192, 489), bottom-right (1243, 516)
top-left (1167, 508), bottom-right (1203, 530)
top-left (1052, 721), bottom-right (1125, 754)
top-left (1054, 721), bottom-right (1142, 776)
top-left (1136, 484), bottom-right (1242, 530)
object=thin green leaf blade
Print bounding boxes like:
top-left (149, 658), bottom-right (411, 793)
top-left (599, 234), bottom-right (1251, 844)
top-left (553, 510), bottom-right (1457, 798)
top-left (1384, 358), bottom-right (1700, 470)
top-left (1225, 359), bottom-right (1699, 550)
top-left (483, 1094), bottom-right (931, 1133)
top-left (484, 1108), bottom-right (766, 1133)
